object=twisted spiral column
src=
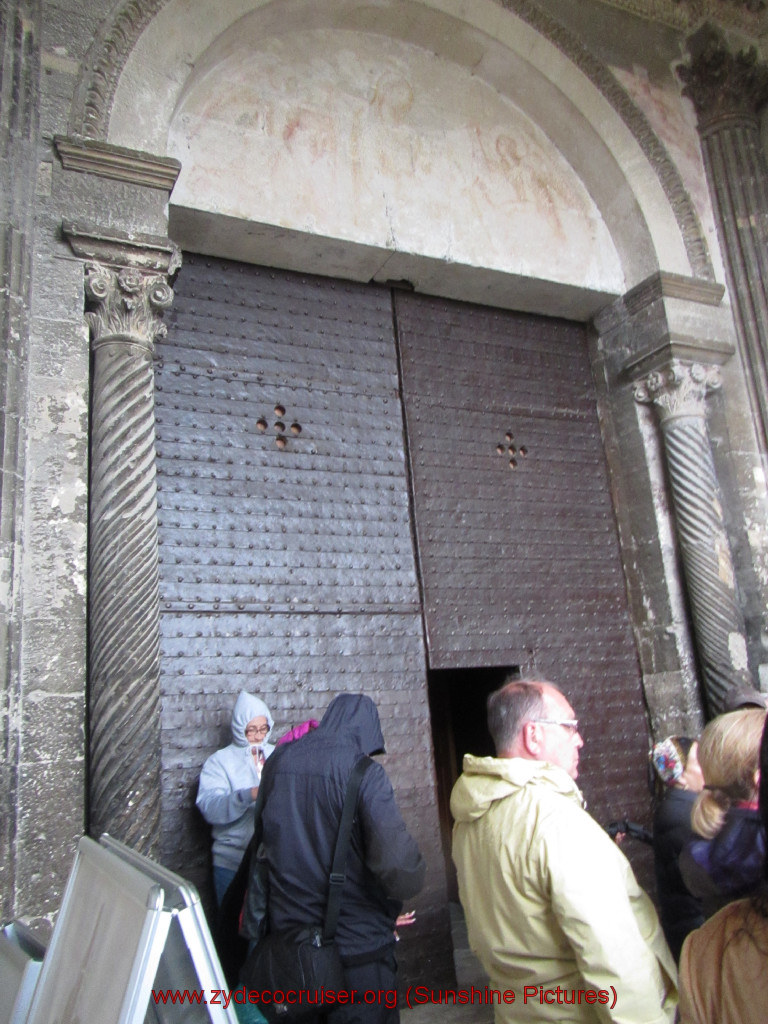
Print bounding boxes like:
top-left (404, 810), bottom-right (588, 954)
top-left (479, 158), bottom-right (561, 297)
top-left (86, 263), bottom-right (173, 856)
top-left (635, 361), bottom-right (754, 715)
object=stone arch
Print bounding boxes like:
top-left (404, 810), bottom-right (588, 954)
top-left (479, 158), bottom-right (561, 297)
top-left (74, 0), bottom-right (713, 303)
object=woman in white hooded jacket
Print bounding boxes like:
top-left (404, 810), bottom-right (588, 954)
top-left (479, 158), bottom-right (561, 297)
top-left (197, 690), bottom-right (275, 904)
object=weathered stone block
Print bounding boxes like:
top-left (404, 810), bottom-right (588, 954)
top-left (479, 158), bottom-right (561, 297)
top-left (52, 167), bottom-right (173, 239)
top-left (38, 65), bottom-right (79, 144)
top-left (30, 250), bottom-right (89, 329)
top-left (28, 317), bottom-right (89, 392)
top-left (642, 670), bottom-right (704, 739)
top-left (0, 762), bottom-right (17, 921)
top-left (42, 1), bottom-right (100, 64)
top-left (16, 758), bottom-right (84, 927)
top-left (19, 613), bottom-right (86, 696)
top-left (20, 689), bottom-right (85, 764)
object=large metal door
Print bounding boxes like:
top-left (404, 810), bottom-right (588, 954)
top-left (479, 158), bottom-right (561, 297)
top-left (154, 258), bottom-right (654, 976)
top-left (395, 290), bottom-right (650, 823)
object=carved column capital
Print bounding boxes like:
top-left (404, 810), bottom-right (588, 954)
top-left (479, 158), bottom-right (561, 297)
top-left (84, 263), bottom-right (174, 351)
top-left (633, 360), bottom-right (722, 422)
top-left (678, 24), bottom-right (768, 131)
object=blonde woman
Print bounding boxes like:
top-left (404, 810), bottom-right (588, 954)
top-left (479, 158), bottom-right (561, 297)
top-left (679, 707), bottom-right (767, 920)
top-left (678, 715), bottom-right (768, 1024)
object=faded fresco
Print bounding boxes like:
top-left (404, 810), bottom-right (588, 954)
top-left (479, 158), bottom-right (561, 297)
top-left (169, 29), bottom-right (623, 292)
top-left (611, 63), bottom-right (722, 273)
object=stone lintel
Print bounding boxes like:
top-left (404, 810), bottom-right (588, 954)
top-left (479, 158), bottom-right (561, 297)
top-left (55, 136), bottom-right (181, 192)
top-left (62, 219), bottom-right (182, 276)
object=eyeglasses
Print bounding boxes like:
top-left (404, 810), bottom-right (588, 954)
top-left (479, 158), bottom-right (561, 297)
top-left (245, 724), bottom-right (269, 737)
top-left (530, 718), bottom-right (580, 736)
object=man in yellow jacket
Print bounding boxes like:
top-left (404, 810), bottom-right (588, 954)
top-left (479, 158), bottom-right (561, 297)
top-left (451, 678), bottom-right (677, 1024)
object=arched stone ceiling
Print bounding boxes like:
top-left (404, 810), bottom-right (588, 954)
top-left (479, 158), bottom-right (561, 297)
top-left (94, 0), bottom-right (713, 315)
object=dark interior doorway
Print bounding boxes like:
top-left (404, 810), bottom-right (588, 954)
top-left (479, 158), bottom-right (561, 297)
top-left (428, 665), bottom-right (518, 899)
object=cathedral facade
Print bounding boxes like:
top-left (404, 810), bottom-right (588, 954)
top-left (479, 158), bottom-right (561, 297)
top-left (3, 0), bottom-right (768, 982)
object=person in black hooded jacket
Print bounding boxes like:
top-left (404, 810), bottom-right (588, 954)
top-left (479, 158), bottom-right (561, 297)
top-left (649, 736), bottom-right (705, 961)
top-left (247, 692), bottom-right (425, 1024)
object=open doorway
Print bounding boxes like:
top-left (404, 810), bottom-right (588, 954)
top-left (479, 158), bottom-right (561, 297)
top-left (428, 665), bottom-right (519, 899)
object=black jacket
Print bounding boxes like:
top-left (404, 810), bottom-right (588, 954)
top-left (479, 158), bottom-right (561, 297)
top-left (652, 788), bottom-right (704, 962)
top-left (255, 693), bottom-right (425, 962)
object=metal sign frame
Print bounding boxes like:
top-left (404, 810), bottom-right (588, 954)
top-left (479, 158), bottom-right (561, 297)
top-left (23, 835), bottom-right (237, 1024)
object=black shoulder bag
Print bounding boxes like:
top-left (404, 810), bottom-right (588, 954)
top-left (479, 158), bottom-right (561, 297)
top-left (242, 755), bottom-right (373, 1022)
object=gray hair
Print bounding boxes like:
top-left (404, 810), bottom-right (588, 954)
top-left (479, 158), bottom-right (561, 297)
top-left (487, 677), bottom-right (556, 756)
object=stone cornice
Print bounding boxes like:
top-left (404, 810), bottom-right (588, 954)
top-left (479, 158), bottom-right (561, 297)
top-left (62, 219), bottom-right (182, 276)
top-left (592, 271), bottom-right (734, 378)
top-left (624, 271), bottom-right (725, 315)
top-left (624, 335), bottom-right (734, 377)
top-left (55, 136), bottom-right (181, 191)
top-left (595, 0), bottom-right (767, 32)
top-left (594, 271), bottom-right (725, 334)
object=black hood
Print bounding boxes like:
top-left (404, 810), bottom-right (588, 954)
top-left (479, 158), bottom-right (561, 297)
top-left (318, 693), bottom-right (386, 756)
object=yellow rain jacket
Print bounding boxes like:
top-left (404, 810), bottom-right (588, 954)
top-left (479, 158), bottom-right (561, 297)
top-left (451, 755), bottom-right (678, 1024)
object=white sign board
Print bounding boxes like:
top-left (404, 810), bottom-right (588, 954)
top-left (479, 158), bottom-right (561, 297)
top-left (24, 835), bottom-right (238, 1024)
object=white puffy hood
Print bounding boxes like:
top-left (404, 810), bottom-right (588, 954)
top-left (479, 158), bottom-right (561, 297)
top-left (230, 690), bottom-right (274, 747)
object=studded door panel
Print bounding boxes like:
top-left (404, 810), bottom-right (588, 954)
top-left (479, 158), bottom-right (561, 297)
top-left (155, 258), bottom-right (452, 986)
top-left (395, 290), bottom-right (650, 822)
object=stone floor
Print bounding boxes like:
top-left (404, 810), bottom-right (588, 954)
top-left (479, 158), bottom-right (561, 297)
top-left (400, 904), bottom-right (494, 1024)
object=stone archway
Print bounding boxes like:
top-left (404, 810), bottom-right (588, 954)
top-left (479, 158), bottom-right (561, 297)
top-left (69, 0), bottom-right (747, 933)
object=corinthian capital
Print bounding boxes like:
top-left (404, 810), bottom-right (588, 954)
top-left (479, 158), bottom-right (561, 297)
top-left (678, 24), bottom-right (768, 130)
top-left (84, 263), bottom-right (174, 350)
top-left (634, 361), bottom-right (722, 421)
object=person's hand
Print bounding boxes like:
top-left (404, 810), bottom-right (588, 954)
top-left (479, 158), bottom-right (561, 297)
top-left (394, 910), bottom-right (416, 939)
top-left (251, 786), bottom-right (259, 800)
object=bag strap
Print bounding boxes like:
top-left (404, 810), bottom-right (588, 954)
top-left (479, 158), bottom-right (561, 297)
top-left (234, 741), bottom-right (287, 905)
top-left (323, 754), bottom-right (373, 942)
